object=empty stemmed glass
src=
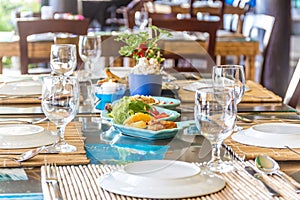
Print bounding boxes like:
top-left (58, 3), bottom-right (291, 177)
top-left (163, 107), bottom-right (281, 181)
top-left (78, 35), bottom-right (102, 77)
top-left (135, 9), bottom-right (149, 30)
top-left (212, 65), bottom-right (246, 131)
top-left (50, 44), bottom-right (77, 76)
top-left (41, 76), bottom-right (80, 152)
top-left (194, 87), bottom-right (237, 173)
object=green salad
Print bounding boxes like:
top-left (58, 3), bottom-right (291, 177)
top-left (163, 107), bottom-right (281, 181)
top-left (108, 96), bottom-right (151, 124)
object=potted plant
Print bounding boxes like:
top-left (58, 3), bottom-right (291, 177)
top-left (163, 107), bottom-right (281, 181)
top-left (115, 26), bottom-right (172, 96)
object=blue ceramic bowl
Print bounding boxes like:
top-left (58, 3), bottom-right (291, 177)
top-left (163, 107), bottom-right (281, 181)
top-left (94, 83), bottom-right (127, 110)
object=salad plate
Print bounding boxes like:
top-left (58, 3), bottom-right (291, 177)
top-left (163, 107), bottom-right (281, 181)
top-left (101, 106), bottom-right (180, 122)
top-left (232, 123), bottom-right (300, 148)
top-left (113, 121), bottom-right (184, 140)
top-left (99, 160), bottom-right (225, 199)
top-left (151, 96), bottom-right (181, 108)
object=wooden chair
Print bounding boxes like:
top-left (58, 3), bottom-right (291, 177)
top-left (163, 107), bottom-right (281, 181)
top-left (151, 17), bottom-right (221, 72)
top-left (283, 58), bottom-right (300, 109)
top-left (17, 18), bottom-right (90, 74)
top-left (243, 14), bottom-right (275, 82)
top-left (122, 0), bottom-right (145, 29)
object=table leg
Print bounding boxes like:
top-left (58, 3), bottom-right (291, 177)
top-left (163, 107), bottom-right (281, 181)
top-left (245, 55), bottom-right (255, 81)
top-left (0, 57), bottom-right (3, 74)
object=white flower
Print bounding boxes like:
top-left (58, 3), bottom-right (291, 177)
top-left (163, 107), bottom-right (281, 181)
top-left (131, 57), bottom-right (161, 75)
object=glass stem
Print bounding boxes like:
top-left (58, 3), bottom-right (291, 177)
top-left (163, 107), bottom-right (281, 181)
top-left (56, 126), bottom-right (66, 145)
top-left (86, 60), bottom-right (94, 75)
top-left (211, 142), bottom-right (222, 164)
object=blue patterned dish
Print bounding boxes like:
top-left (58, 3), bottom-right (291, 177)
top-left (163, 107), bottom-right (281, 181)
top-left (101, 106), bottom-right (180, 122)
top-left (113, 122), bottom-right (184, 140)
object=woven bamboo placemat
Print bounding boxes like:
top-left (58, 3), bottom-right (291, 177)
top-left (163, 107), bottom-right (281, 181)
top-left (41, 161), bottom-right (300, 200)
top-left (176, 80), bottom-right (282, 103)
top-left (0, 96), bottom-right (41, 104)
top-left (0, 121), bottom-right (89, 168)
top-left (224, 119), bottom-right (300, 161)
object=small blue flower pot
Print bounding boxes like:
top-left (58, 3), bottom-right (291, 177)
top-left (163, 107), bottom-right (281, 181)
top-left (128, 74), bottom-right (162, 96)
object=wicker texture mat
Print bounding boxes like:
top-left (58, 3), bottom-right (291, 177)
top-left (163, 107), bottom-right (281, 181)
top-left (177, 80), bottom-right (282, 103)
top-left (0, 122), bottom-right (89, 167)
top-left (41, 161), bottom-right (300, 200)
top-left (0, 96), bottom-right (41, 104)
top-left (224, 119), bottom-right (300, 161)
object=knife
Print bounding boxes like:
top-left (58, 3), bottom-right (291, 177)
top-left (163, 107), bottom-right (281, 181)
top-left (245, 166), bottom-right (280, 197)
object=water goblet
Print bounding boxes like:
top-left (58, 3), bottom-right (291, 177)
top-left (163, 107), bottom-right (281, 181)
top-left (194, 87), bottom-right (237, 173)
top-left (41, 76), bottom-right (80, 152)
top-left (212, 64), bottom-right (245, 131)
top-left (78, 35), bottom-right (102, 77)
top-left (135, 10), bottom-right (149, 30)
top-left (50, 44), bottom-right (77, 76)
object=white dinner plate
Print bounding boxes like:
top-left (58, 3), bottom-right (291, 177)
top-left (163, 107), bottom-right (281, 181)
top-left (0, 80), bottom-right (42, 96)
top-left (232, 123), bottom-right (300, 148)
top-left (0, 124), bottom-right (44, 136)
top-left (0, 127), bottom-right (57, 149)
top-left (183, 79), bottom-right (251, 92)
top-left (99, 160), bottom-right (225, 199)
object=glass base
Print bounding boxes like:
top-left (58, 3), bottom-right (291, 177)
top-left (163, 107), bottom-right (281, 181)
top-left (234, 125), bottom-right (243, 131)
top-left (47, 143), bottom-right (77, 153)
top-left (207, 160), bottom-right (235, 173)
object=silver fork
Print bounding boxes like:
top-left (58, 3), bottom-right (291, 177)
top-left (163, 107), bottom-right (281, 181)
top-left (285, 146), bottom-right (300, 155)
top-left (45, 163), bottom-right (63, 200)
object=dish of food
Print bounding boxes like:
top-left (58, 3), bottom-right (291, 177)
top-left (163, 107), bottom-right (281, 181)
top-left (113, 121), bottom-right (184, 140)
top-left (102, 105), bottom-right (180, 122)
top-left (131, 95), bottom-right (181, 108)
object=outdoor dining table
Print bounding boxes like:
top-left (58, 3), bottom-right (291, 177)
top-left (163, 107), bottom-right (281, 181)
top-left (0, 73), bottom-right (299, 199)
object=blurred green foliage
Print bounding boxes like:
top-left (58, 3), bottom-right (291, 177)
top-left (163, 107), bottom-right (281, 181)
top-left (0, 0), bottom-right (40, 31)
top-left (0, 0), bottom-right (40, 68)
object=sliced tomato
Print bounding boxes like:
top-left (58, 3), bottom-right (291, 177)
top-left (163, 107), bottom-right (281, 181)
top-left (148, 107), bottom-right (169, 119)
top-left (153, 113), bottom-right (169, 119)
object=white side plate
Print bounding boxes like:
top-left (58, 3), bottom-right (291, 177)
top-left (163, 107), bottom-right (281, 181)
top-left (99, 160), bottom-right (225, 199)
top-left (232, 123), bottom-right (300, 148)
top-left (0, 124), bottom-right (44, 136)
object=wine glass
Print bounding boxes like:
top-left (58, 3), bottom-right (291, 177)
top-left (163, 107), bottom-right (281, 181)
top-left (134, 10), bottom-right (148, 30)
top-left (42, 76), bottom-right (80, 152)
top-left (212, 65), bottom-right (246, 131)
top-left (194, 87), bottom-right (237, 173)
top-left (50, 44), bottom-right (77, 76)
top-left (78, 35), bottom-right (101, 77)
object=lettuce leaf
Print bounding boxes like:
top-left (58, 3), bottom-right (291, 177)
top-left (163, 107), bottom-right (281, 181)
top-left (108, 96), bottom-right (151, 124)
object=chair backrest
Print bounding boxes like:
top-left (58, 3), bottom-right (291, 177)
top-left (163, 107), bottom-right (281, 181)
top-left (243, 14), bottom-right (275, 53)
top-left (122, 0), bottom-right (144, 29)
top-left (17, 18), bottom-right (90, 74)
top-left (243, 14), bottom-right (275, 82)
top-left (283, 58), bottom-right (300, 108)
top-left (151, 17), bottom-right (221, 60)
top-left (223, 4), bottom-right (248, 33)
